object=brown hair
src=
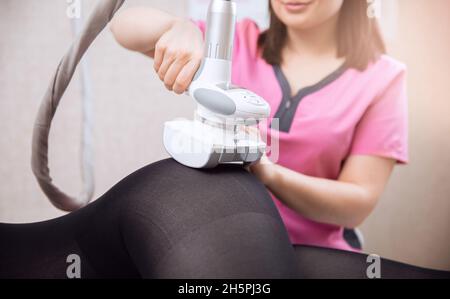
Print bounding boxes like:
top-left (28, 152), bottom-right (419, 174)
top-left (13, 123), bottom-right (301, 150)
top-left (257, 0), bottom-right (387, 71)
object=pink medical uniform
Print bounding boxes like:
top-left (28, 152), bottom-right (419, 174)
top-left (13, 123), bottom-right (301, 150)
top-left (194, 19), bottom-right (409, 251)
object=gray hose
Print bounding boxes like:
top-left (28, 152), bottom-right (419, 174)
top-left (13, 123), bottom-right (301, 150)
top-left (71, 10), bottom-right (95, 212)
top-left (31, 0), bottom-right (125, 211)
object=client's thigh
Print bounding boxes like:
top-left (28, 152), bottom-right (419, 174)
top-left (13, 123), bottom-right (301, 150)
top-left (293, 245), bottom-right (450, 279)
top-left (0, 159), bottom-right (298, 278)
top-left (118, 159), bottom-right (298, 278)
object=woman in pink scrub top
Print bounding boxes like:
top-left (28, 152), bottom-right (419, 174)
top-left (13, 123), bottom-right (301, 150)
top-left (112, 0), bottom-right (408, 252)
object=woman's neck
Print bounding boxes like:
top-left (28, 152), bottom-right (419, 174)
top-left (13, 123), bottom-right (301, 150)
top-left (284, 14), bottom-right (340, 59)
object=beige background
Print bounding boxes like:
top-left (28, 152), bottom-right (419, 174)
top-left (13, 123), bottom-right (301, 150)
top-left (0, 0), bottom-right (449, 271)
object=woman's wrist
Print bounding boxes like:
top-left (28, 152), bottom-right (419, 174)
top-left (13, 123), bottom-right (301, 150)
top-left (171, 17), bottom-right (190, 29)
top-left (250, 156), bottom-right (278, 187)
top-left (263, 162), bottom-right (280, 188)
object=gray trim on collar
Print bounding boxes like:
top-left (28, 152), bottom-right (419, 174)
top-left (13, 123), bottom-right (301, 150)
top-left (270, 64), bottom-right (347, 133)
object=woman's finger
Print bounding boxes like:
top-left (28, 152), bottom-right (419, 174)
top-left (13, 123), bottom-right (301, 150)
top-left (173, 58), bottom-right (201, 94)
top-left (153, 41), bottom-right (166, 72)
top-left (157, 51), bottom-right (177, 81)
top-left (164, 58), bottom-right (188, 91)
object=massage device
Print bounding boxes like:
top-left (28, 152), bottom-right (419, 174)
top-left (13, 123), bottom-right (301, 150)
top-left (163, 0), bottom-right (271, 168)
top-left (31, 0), bottom-right (269, 211)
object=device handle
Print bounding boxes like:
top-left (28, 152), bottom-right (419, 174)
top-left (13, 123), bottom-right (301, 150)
top-left (31, 0), bottom-right (125, 211)
top-left (204, 0), bottom-right (236, 61)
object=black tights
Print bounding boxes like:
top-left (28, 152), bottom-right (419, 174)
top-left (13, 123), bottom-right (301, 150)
top-left (0, 159), bottom-right (448, 279)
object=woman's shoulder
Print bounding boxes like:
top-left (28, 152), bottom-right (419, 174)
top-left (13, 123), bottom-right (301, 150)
top-left (192, 18), bottom-right (261, 59)
top-left (368, 55), bottom-right (407, 78)
top-left (192, 17), bottom-right (260, 33)
top-left (234, 18), bottom-right (261, 54)
top-left (350, 55), bottom-right (407, 94)
top-left (236, 18), bottom-right (261, 32)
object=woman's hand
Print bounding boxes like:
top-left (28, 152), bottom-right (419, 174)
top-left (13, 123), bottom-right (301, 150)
top-left (111, 8), bottom-right (204, 94)
top-left (153, 19), bottom-right (204, 94)
top-left (243, 126), bottom-right (277, 185)
top-left (247, 153), bottom-right (277, 186)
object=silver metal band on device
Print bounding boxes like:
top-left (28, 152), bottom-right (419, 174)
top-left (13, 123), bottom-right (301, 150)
top-left (204, 0), bottom-right (236, 61)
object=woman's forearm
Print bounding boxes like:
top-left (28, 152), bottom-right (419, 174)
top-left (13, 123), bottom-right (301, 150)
top-left (110, 7), bottom-right (181, 55)
top-left (250, 155), bottom-right (394, 228)
top-left (265, 164), bottom-right (374, 228)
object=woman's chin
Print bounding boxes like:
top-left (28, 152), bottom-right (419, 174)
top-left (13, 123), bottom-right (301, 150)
top-left (280, 16), bottom-right (312, 31)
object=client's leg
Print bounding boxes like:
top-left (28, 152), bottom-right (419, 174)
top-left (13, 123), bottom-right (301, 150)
top-left (118, 159), bottom-right (298, 278)
top-left (0, 159), bottom-right (298, 278)
top-left (293, 245), bottom-right (450, 279)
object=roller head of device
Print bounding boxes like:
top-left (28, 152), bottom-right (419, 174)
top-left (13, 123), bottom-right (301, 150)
top-left (163, 0), bottom-right (271, 168)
